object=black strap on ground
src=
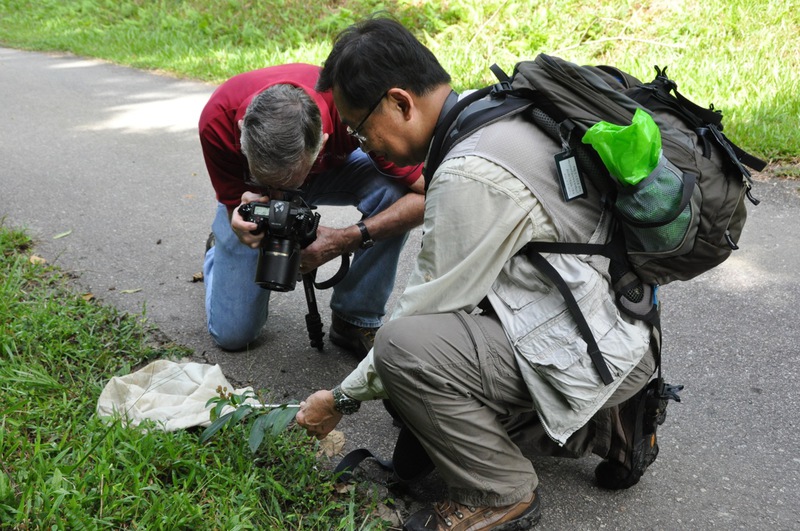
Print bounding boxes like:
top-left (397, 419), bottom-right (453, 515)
top-left (333, 448), bottom-right (394, 483)
top-left (523, 248), bottom-right (614, 385)
top-left (333, 425), bottom-right (435, 485)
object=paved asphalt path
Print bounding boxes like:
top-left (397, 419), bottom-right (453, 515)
top-left (2, 47), bottom-right (798, 530)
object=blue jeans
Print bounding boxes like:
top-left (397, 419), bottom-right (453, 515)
top-left (203, 150), bottom-right (411, 350)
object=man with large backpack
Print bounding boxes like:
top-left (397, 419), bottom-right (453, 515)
top-left (295, 16), bottom-right (711, 530)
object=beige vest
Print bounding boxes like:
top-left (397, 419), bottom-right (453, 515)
top-left (443, 109), bottom-right (613, 270)
top-left (440, 111), bottom-right (650, 444)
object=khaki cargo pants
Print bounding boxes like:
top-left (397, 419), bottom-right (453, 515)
top-left (373, 310), bottom-right (656, 507)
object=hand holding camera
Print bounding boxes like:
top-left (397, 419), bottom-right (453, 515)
top-left (238, 194), bottom-right (320, 292)
top-left (232, 192), bottom-right (271, 248)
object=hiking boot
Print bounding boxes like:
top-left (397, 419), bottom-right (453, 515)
top-left (403, 490), bottom-right (541, 531)
top-left (595, 377), bottom-right (682, 490)
top-left (329, 314), bottom-right (378, 359)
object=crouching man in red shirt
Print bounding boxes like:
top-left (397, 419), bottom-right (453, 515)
top-left (199, 63), bottom-right (423, 356)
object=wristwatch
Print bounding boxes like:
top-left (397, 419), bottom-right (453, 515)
top-left (332, 385), bottom-right (361, 415)
top-left (355, 220), bottom-right (374, 249)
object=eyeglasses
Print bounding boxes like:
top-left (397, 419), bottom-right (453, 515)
top-left (346, 91), bottom-right (387, 146)
top-left (242, 169), bottom-right (290, 197)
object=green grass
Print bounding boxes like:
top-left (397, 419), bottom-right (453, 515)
top-left (0, 1), bottom-right (797, 526)
top-left (0, 225), bottom-right (388, 530)
top-left (0, 0), bottom-right (798, 161)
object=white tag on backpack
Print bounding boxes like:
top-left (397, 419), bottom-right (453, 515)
top-left (555, 150), bottom-right (587, 202)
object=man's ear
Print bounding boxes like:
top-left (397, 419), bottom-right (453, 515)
top-left (386, 88), bottom-right (414, 120)
top-left (321, 132), bottom-right (329, 149)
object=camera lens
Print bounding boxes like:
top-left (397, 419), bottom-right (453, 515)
top-left (254, 236), bottom-right (301, 291)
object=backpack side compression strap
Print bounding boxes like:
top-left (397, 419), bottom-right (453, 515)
top-left (523, 247), bottom-right (615, 385)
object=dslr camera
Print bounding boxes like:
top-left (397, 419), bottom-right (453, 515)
top-left (238, 195), bottom-right (320, 292)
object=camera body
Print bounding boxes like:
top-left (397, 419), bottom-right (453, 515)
top-left (239, 196), bottom-right (320, 292)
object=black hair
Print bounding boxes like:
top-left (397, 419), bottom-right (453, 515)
top-left (317, 15), bottom-right (451, 109)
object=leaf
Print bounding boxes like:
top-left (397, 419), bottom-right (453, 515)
top-left (317, 430), bottom-right (345, 458)
top-left (267, 404), bottom-right (299, 437)
top-left (248, 413), bottom-right (271, 453)
top-left (230, 405), bottom-right (253, 424)
top-left (29, 255), bottom-right (47, 265)
top-left (53, 230), bottom-right (72, 239)
top-left (212, 400), bottom-right (228, 420)
top-left (120, 289), bottom-right (142, 294)
top-left (231, 389), bottom-right (256, 406)
top-left (81, 293), bottom-right (94, 301)
top-left (230, 392), bottom-right (244, 406)
top-left (199, 411), bottom-right (234, 444)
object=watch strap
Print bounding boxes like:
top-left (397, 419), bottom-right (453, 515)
top-left (332, 385), bottom-right (361, 415)
top-left (355, 220), bottom-right (374, 249)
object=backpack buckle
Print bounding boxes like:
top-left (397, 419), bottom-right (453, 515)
top-left (491, 80), bottom-right (513, 96)
top-left (652, 65), bottom-right (678, 93)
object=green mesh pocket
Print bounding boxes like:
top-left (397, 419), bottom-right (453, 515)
top-left (616, 157), bottom-right (695, 255)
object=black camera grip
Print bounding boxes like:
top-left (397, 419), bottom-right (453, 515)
top-left (237, 203), bottom-right (264, 235)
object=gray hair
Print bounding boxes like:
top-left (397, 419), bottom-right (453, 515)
top-left (240, 84), bottom-right (323, 187)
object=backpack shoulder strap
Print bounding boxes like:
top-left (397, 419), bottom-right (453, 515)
top-left (424, 86), bottom-right (491, 187)
top-left (424, 84), bottom-right (533, 187)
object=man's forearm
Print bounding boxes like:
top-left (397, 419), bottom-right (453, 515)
top-left (341, 191), bottom-right (424, 253)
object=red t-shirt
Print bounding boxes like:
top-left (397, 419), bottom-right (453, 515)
top-left (198, 63), bottom-right (421, 208)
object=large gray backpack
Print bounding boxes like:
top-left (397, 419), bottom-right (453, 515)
top-left (425, 53), bottom-right (766, 385)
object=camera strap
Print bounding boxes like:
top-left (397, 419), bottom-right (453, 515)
top-left (312, 253), bottom-right (350, 290)
top-left (300, 254), bottom-right (350, 351)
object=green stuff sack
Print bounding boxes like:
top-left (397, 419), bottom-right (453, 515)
top-left (582, 107), bottom-right (696, 257)
top-left (582, 108), bottom-right (662, 186)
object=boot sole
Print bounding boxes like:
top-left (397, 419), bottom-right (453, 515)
top-left (495, 503), bottom-right (543, 530)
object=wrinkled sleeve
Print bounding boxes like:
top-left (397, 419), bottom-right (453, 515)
top-left (393, 156), bottom-right (549, 318)
top-left (340, 349), bottom-right (385, 400)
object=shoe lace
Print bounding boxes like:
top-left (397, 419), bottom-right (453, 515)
top-left (360, 327), bottom-right (377, 342)
top-left (433, 500), bottom-right (477, 528)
